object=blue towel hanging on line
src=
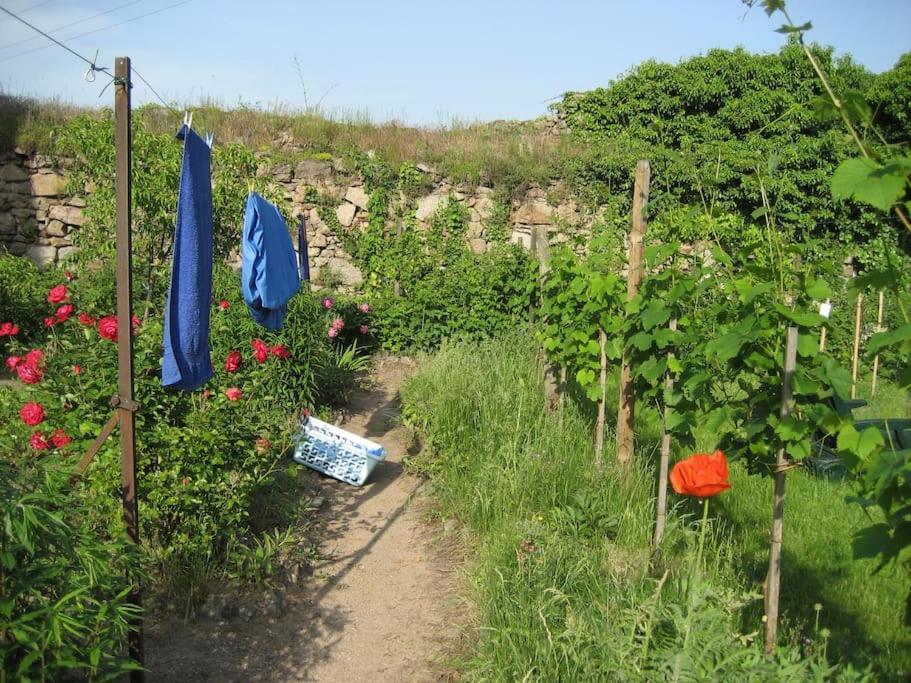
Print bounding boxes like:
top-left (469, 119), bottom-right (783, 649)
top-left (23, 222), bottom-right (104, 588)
top-left (162, 124), bottom-right (214, 391)
top-left (242, 193), bottom-right (301, 330)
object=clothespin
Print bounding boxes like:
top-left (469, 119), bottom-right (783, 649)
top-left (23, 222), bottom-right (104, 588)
top-left (205, 132), bottom-right (215, 148)
top-left (183, 111), bottom-right (193, 130)
top-left (247, 180), bottom-right (255, 195)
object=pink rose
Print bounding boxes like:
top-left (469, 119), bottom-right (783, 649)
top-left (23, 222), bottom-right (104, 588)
top-left (224, 350), bottom-right (242, 373)
top-left (131, 315), bottom-right (141, 331)
top-left (327, 327), bottom-right (339, 338)
top-left (359, 303), bottom-right (370, 314)
top-left (19, 402), bottom-right (45, 426)
top-left (97, 315), bottom-right (118, 342)
top-left (225, 387), bottom-right (243, 401)
top-left (51, 429), bottom-right (72, 449)
top-left (322, 297), bottom-right (334, 309)
top-left (359, 324), bottom-right (369, 335)
top-left (47, 285), bottom-right (68, 304)
top-left (24, 349), bottom-right (45, 368)
top-left (331, 317), bottom-right (344, 331)
top-left (0, 322), bottom-right (19, 336)
top-left (251, 339), bottom-right (269, 364)
top-left (6, 355), bottom-right (22, 370)
top-left (17, 364), bottom-right (43, 384)
top-left (30, 431), bottom-right (50, 451)
top-left (55, 304), bottom-right (74, 323)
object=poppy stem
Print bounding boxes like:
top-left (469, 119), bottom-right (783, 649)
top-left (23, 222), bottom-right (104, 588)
top-left (696, 498), bottom-right (710, 574)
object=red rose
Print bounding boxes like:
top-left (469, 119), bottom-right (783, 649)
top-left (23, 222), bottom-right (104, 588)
top-left (322, 297), bottom-right (334, 309)
top-left (30, 431), bottom-right (50, 451)
top-left (97, 315), bottom-right (118, 342)
top-left (24, 349), bottom-right (44, 368)
top-left (55, 304), bottom-right (75, 323)
top-left (218, 300), bottom-right (230, 310)
top-left (47, 284), bottom-right (68, 304)
top-left (251, 339), bottom-right (268, 363)
top-left (72, 364), bottom-right (82, 375)
top-left (6, 355), bottom-right (22, 370)
top-left (224, 350), bottom-right (242, 373)
top-left (44, 316), bottom-right (57, 328)
top-left (51, 429), bottom-right (72, 449)
top-left (670, 450), bottom-right (731, 498)
top-left (224, 387), bottom-right (243, 401)
top-left (17, 364), bottom-right (43, 384)
top-left (270, 344), bottom-right (289, 359)
top-left (19, 402), bottom-right (45, 426)
top-left (78, 312), bottom-right (96, 326)
top-left (131, 315), bottom-right (141, 331)
top-left (0, 322), bottom-right (19, 336)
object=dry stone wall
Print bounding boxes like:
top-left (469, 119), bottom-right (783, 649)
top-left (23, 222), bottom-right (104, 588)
top-left (1, 150), bottom-right (597, 283)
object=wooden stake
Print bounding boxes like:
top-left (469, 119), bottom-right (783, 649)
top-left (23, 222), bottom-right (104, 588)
top-left (595, 327), bottom-right (608, 466)
top-left (851, 292), bottom-right (863, 399)
top-left (871, 291), bottom-right (885, 398)
top-left (114, 56), bottom-right (144, 681)
top-left (764, 326), bottom-right (798, 655)
top-left (616, 160), bottom-right (650, 467)
top-left (534, 227), bottom-right (560, 411)
top-left (652, 317), bottom-right (677, 550)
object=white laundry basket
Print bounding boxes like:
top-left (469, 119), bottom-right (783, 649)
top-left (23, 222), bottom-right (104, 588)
top-left (292, 416), bottom-right (386, 486)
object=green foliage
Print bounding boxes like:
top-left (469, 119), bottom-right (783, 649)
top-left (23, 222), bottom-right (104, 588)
top-left (401, 339), bottom-right (871, 680)
top-left (227, 527), bottom-right (295, 587)
top-left (0, 455), bottom-right (143, 680)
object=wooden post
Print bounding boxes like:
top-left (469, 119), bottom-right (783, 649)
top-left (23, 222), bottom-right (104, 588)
top-left (871, 291), bottom-right (885, 397)
top-left (764, 326), bottom-right (798, 655)
top-left (594, 328), bottom-right (608, 466)
top-left (534, 226), bottom-right (560, 410)
top-left (851, 292), bottom-right (863, 399)
top-left (114, 57), bottom-right (143, 680)
top-left (652, 317), bottom-right (677, 549)
top-left (616, 160), bottom-right (650, 467)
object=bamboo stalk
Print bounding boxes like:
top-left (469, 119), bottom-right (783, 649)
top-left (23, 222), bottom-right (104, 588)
top-left (595, 328), bottom-right (607, 466)
top-left (871, 291), bottom-right (885, 398)
top-left (851, 293), bottom-right (863, 399)
top-left (764, 326), bottom-right (799, 655)
top-left (652, 317), bottom-right (677, 550)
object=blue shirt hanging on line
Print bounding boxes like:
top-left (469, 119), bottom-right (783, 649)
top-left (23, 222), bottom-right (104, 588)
top-left (162, 124), bottom-right (214, 391)
top-left (242, 193), bottom-right (301, 330)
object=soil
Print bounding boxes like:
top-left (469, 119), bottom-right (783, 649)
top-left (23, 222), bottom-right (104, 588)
top-left (145, 356), bottom-right (460, 682)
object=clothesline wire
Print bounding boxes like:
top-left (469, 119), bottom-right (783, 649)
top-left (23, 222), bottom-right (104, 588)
top-left (0, 0), bottom-right (193, 65)
top-left (131, 64), bottom-right (181, 115)
top-left (0, 3), bottom-right (113, 80)
top-left (0, 0), bottom-right (56, 23)
top-left (0, 0), bottom-right (145, 52)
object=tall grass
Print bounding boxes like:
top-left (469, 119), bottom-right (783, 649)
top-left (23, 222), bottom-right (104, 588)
top-left (402, 338), bottom-right (885, 680)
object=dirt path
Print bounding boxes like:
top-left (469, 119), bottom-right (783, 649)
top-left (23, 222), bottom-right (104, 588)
top-left (145, 357), bottom-right (456, 682)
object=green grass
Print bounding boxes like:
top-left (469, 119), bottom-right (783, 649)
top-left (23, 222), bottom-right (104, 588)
top-left (401, 337), bottom-right (899, 680)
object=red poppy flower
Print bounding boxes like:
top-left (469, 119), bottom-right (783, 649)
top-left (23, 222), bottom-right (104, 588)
top-left (0, 321), bottom-right (19, 336)
top-left (270, 344), bottom-right (289, 359)
top-left (54, 304), bottom-right (75, 323)
top-left (670, 450), bottom-right (731, 498)
top-left (19, 402), bottom-right (45, 426)
top-left (97, 315), bottom-right (118, 342)
top-left (224, 350), bottom-right (242, 373)
top-left (218, 300), bottom-right (230, 310)
top-left (78, 312), bottom-right (96, 326)
top-left (47, 285), bottom-right (68, 304)
top-left (30, 431), bottom-right (50, 451)
top-left (51, 429), bottom-right (72, 449)
top-left (6, 355), bottom-right (22, 370)
top-left (251, 339), bottom-right (268, 364)
top-left (225, 387), bottom-right (243, 401)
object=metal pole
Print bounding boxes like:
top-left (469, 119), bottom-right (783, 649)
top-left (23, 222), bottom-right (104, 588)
top-left (114, 55), bottom-right (144, 679)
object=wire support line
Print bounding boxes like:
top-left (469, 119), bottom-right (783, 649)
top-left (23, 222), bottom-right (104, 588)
top-left (0, 0), bottom-right (144, 52)
top-left (131, 65), bottom-right (181, 115)
top-left (0, 3), bottom-right (112, 79)
top-left (0, 0), bottom-right (193, 64)
top-left (0, 0), bottom-right (56, 22)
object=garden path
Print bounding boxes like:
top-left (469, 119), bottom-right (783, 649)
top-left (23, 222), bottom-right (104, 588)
top-left (145, 356), bottom-right (458, 681)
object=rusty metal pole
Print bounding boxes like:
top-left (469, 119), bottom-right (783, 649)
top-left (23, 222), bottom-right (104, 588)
top-left (114, 55), bottom-right (144, 679)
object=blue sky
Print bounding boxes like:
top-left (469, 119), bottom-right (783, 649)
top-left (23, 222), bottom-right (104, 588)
top-left (0, 1), bottom-right (908, 124)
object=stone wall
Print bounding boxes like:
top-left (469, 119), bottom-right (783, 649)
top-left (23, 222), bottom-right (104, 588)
top-left (1, 150), bottom-right (597, 282)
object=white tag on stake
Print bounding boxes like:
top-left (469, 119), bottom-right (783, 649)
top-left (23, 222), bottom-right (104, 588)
top-left (819, 299), bottom-right (832, 319)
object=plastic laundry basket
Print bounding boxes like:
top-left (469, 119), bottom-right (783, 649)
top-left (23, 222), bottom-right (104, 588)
top-left (292, 416), bottom-right (386, 486)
